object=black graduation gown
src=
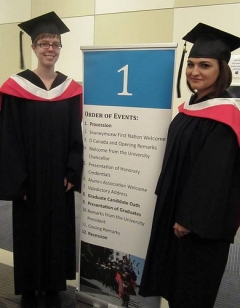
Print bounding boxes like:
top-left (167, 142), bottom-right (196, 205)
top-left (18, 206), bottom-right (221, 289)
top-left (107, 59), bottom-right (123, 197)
top-left (139, 92), bottom-right (240, 307)
top-left (0, 70), bottom-right (83, 294)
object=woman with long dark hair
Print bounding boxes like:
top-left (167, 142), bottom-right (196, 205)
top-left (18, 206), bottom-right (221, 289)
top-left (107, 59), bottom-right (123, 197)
top-left (139, 23), bottom-right (240, 308)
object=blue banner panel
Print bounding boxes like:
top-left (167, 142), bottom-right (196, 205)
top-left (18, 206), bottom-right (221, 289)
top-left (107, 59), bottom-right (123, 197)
top-left (84, 49), bottom-right (175, 109)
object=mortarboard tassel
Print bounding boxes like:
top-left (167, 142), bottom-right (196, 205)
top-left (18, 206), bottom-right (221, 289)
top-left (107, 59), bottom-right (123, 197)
top-left (176, 41), bottom-right (187, 98)
top-left (19, 31), bottom-right (25, 70)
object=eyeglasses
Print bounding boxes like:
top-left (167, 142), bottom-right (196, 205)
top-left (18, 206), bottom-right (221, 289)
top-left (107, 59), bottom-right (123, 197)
top-left (35, 43), bottom-right (62, 49)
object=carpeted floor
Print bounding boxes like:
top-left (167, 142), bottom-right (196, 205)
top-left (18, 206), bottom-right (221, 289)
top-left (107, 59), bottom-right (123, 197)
top-left (0, 263), bottom-right (90, 308)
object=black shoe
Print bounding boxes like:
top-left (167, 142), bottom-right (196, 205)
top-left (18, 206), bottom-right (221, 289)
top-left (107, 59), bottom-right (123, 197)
top-left (21, 291), bottom-right (37, 308)
top-left (46, 291), bottom-right (61, 308)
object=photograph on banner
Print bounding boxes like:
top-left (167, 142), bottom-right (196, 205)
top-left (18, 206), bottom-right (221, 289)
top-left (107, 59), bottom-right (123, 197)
top-left (80, 241), bottom-right (147, 308)
top-left (79, 46), bottom-right (176, 308)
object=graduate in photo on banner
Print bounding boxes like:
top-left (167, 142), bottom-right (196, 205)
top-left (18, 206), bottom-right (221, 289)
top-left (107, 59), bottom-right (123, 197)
top-left (139, 23), bottom-right (240, 308)
top-left (0, 11), bottom-right (83, 308)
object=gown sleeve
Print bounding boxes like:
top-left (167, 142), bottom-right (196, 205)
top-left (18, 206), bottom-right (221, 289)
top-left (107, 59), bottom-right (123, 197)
top-left (0, 95), bottom-right (28, 200)
top-left (176, 123), bottom-right (240, 240)
top-left (65, 94), bottom-right (83, 192)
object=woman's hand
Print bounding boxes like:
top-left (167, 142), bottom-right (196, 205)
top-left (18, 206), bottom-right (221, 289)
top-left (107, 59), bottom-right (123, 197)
top-left (64, 177), bottom-right (74, 192)
top-left (173, 222), bottom-right (191, 238)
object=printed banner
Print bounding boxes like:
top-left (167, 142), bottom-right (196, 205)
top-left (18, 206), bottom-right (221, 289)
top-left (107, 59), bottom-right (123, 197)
top-left (78, 44), bottom-right (176, 308)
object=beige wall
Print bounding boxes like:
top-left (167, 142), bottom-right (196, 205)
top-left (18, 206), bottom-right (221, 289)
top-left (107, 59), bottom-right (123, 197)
top-left (0, 2), bottom-right (239, 307)
top-left (0, 22), bottom-right (31, 82)
top-left (0, 0), bottom-right (239, 103)
top-left (95, 9), bottom-right (174, 45)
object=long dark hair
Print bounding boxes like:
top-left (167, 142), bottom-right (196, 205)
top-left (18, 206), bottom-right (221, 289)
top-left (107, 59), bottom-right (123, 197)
top-left (187, 59), bottom-right (232, 98)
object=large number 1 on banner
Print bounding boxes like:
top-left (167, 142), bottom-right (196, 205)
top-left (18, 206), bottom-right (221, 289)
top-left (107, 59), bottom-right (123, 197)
top-left (117, 64), bottom-right (133, 96)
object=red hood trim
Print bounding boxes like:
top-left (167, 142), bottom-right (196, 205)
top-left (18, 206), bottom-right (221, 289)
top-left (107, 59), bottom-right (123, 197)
top-left (178, 98), bottom-right (240, 146)
top-left (0, 75), bottom-right (82, 110)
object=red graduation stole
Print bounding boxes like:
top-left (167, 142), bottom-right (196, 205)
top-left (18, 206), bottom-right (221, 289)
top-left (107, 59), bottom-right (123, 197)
top-left (179, 98), bottom-right (240, 146)
top-left (0, 74), bottom-right (82, 112)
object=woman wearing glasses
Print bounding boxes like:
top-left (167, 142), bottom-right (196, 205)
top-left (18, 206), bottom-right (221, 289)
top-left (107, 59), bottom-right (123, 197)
top-left (0, 12), bottom-right (83, 308)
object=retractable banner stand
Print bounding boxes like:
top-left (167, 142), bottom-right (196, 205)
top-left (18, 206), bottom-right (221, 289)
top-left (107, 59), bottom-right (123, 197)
top-left (76, 44), bottom-right (177, 308)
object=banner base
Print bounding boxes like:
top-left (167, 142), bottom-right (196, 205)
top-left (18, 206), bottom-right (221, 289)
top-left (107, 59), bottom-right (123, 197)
top-left (75, 288), bottom-right (111, 307)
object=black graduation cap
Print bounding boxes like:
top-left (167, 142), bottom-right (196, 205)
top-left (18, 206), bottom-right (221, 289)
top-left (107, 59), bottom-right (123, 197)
top-left (18, 11), bottom-right (70, 43)
top-left (183, 23), bottom-right (240, 63)
top-left (177, 23), bottom-right (240, 97)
